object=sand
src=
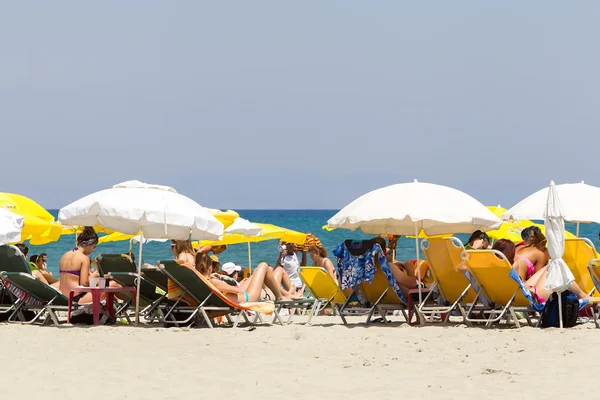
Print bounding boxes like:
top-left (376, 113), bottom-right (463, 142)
top-left (0, 316), bottom-right (596, 399)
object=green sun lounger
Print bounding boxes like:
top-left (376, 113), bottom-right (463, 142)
top-left (0, 271), bottom-right (71, 325)
top-left (96, 254), bottom-right (169, 322)
top-left (157, 260), bottom-right (252, 328)
top-left (0, 244), bottom-right (42, 317)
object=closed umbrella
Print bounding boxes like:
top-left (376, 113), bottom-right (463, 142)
top-left (0, 209), bottom-right (24, 245)
top-left (544, 181), bottom-right (575, 328)
top-left (59, 180), bottom-right (224, 324)
top-left (327, 180), bottom-right (502, 303)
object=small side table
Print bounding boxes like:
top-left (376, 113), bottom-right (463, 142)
top-left (67, 286), bottom-right (137, 325)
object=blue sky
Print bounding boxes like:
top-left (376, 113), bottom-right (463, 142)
top-left (2, 2), bottom-right (600, 210)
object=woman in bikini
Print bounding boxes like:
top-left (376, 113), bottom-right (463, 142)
top-left (514, 229), bottom-right (548, 281)
top-left (499, 236), bottom-right (589, 301)
top-left (58, 227), bottom-right (101, 304)
top-left (195, 254), bottom-right (300, 303)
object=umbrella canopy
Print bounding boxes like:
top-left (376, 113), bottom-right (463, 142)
top-left (544, 181), bottom-right (575, 292)
top-left (485, 206), bottom-right (575, 243)
top-left (0, 209), bottom-right (24, 245)
top-left (205, 209), bottom-right (240, 229)
top-left (327, 180), bottom-right (502, 236)
top-left (502, 181), bottom-right (600, 224)
top-left (58, 180), bottom-right (223, 240)
top-left (194, 223), bottom-right (306, 247)
top-left (0, 192), bottom-right (62, 245)
top-left (224, 218), bottom-right (262, 237)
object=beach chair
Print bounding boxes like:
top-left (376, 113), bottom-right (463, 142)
top-left (0, 244), bottom-right (41, 317)
top-left (563, 238), bottom-right (598, 296)
top-left (356, 263), bottom-right (417, 324)
top-left (298, 266), bottom-right (348, 324)
top-left (156, 260), bottom-right (261, 328)
top-left (96, 254), bottom-right (168, 322)
top-left (417, 237), bottom-right (476, 323)
top-left (0, 272), bottom-right (71, 325)
top-left (586, 259), bottom-right (600, 328)
top-left (461, 249), bottom-right (538, 328)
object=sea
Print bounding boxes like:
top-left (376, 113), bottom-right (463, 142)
top-left (32, 210), bottom-right (600, 275)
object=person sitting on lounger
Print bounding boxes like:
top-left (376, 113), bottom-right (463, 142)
top-left (371, 237), bottom-right (420, 299)
top-left (308, 245), bottom-right (339, 285)
top-left (171, 239), bottom-right (196, 265)
top-left (58, 227), bottom-right (102, 303)
top-left (210, 255), bottom-right (220, 274)
top-left (195, 254), bottom-right (300, 303)
top-left (514, 229), bottom-right (548, 281)
top-left (492, 238), bottom-right (589, 302)
top-left (14, 244), bottom-right (53, 286)
top-left (219, 262), bottom-right (244, 285)
top-left (31, 254), bottom-right (58, 285)
top-left (465, 230), bottom-right (490, 250)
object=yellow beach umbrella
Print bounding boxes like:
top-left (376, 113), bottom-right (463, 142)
top-left (0, 193), bottom-right (63, 245)
top-left (193, 223), bottom-right (306, 273)
top-left (485, 205), bottom-right (575, 242)
top-left (205, 209), bottom-right (239, 229)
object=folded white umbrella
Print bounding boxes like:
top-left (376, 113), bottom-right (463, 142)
top-left (0, 209), bottom-right (24, 245)
top-left (543, 181), bottom-right (575, 328)
top-left (502, 181), bottom-right (600, 235)
top-left (224, 218), bottom-right (262, 236)
top-left (328, 180), bottom-right (502, 303)
top-left (58, 180), bottom-right (224, 324)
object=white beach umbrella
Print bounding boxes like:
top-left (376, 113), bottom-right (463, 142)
top-left (130, 236), bottom-right (169, 244)
top-left (224, 218), bottom-right (262, 237)
top-left (327, 180), bottom-right (502, 303)
top-left (0, 209), bottom-right (24, 245)
top-left (502, 181), bottom-right (600, 236)
top-left (544, 181), bottom-right (575, 328)
top-left (59, 180), bottom-right (224, 324)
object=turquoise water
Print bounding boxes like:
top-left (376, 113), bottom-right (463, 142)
top-left (29, 210), bottom-right (600, 275)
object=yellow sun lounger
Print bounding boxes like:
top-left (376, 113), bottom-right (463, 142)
top-left (461, 249), bottom-right (535, 328)
top-left (564, 238), bottom-right (598, 296)
top-left (357, 264), bottom-right (416, 324)
top-left (586, 259), bottom-right (600, 328)
top-left (418, 237), bottom-right (476, 323)
top-left (298, 266), bottom-right (348, 324)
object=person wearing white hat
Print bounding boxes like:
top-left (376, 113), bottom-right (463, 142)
top-left (221, 262), bottom-right (243, 283)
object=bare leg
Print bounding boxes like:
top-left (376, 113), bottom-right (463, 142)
top-left (32, 270), bottom-right (49, 285)
top-left (242, 263), bottom-right (286, 301)
top-left (389, 262), bottom-right (418, 289)
top-left (273, 267), bottom-right (295, 294)
top-left (388, 262), bottom-right (418, 299)
top-left (525, 267), bottom-right (589, 300)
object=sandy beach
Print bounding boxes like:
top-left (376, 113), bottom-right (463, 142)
top-left (1, 316), bottom-right (596, 400)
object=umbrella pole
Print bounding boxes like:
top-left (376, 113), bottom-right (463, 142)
top-left (248, 242), bottom-right (252, 275)
top-left (558, 291), bottom-right (563, 328)
top-left (415, 225), bottom-right (422, 304)
top-left (576, 222), bottom-right (580, 237)
top-left (135, 233), bottom-right (144, 326)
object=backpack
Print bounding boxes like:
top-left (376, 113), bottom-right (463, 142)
top-left (540, 290), bottom-right (579, 328)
